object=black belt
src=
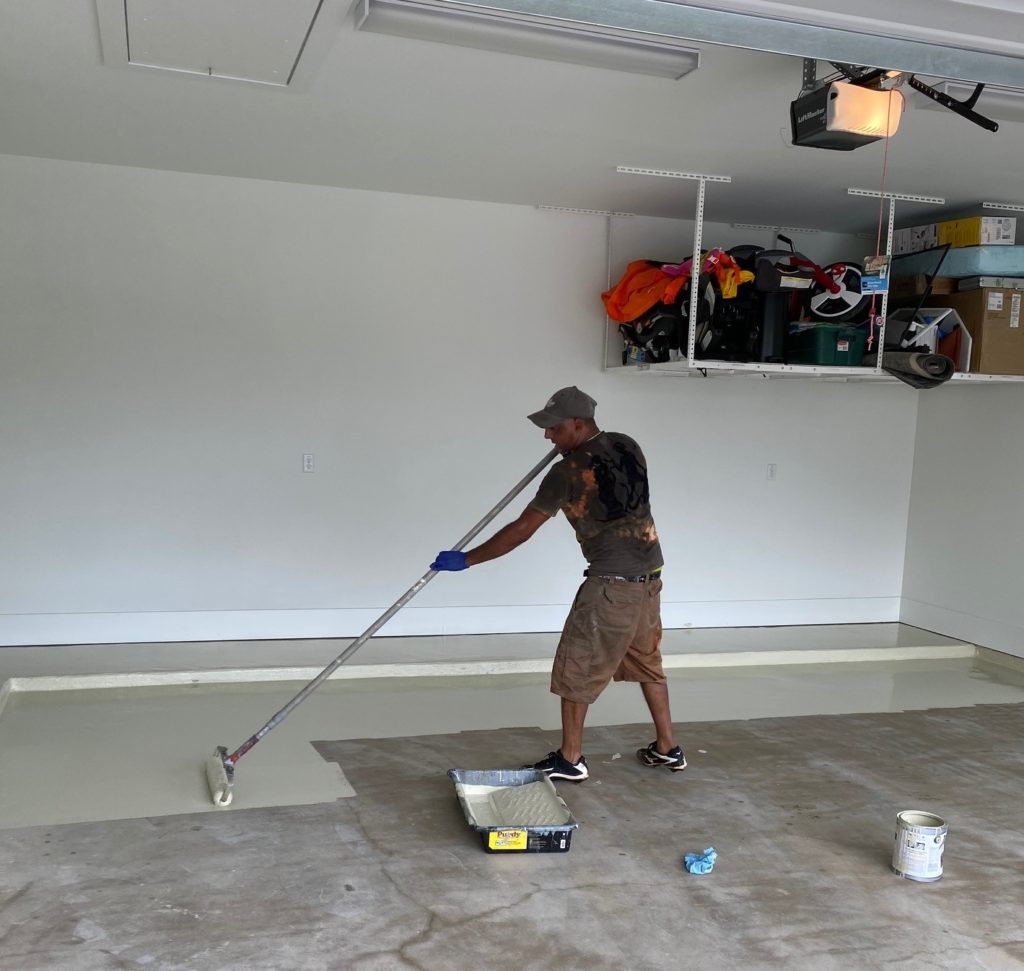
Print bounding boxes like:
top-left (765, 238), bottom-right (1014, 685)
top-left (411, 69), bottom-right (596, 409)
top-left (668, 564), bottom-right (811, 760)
top-left (584, 569), bottom-right (662, 583)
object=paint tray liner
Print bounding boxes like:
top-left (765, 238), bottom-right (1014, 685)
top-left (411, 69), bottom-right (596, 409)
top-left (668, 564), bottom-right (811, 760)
top-left (447, 768), bottom-right (578, 853)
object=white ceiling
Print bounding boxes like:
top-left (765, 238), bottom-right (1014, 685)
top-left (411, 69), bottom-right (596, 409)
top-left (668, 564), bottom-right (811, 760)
top-left (118, 0), bottom-right (324, 85)
top-left (2, 2), bottom-right (1024, 232)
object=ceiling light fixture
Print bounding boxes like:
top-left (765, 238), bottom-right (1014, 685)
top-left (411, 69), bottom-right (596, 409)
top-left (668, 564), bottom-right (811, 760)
top-left (354, 0), bottom-right (701, 79)
top-left (830, 84), bottom-right (904, 137)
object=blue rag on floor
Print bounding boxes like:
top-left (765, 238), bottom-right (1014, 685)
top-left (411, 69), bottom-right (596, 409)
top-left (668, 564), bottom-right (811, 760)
top-left (684, 847), bottom-right (717, 874)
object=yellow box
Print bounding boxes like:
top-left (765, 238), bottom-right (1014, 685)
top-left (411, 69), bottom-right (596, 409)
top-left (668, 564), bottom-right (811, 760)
top-left (937, 216), bottom-right (1016, 248)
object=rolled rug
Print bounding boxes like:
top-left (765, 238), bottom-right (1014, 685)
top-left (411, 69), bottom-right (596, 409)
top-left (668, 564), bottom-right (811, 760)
top-left (881, 351), bottom-right (955, 389)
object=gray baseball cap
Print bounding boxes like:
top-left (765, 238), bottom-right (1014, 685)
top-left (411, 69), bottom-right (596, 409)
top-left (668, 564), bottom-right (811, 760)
top-left (527, 386), bottom-right (597, 428)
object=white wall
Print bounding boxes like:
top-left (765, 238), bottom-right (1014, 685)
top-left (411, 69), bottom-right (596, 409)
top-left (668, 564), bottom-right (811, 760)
top-left (0, 154), bottom-right (919, 646)
top-left (901, 386), bottom-right (1024, 660)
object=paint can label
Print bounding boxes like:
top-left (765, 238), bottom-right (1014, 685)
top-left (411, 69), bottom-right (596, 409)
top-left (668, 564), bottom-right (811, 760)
top-left (892, 811), bottom-right (947, 881)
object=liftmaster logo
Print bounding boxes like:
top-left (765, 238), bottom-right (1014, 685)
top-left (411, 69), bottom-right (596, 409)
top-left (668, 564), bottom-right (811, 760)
top-left (797, 108), bottom-right (825, 124)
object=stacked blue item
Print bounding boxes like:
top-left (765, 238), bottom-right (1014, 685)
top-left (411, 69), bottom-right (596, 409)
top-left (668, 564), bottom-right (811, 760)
top-left (894, 245), bottom-right (1024, 279)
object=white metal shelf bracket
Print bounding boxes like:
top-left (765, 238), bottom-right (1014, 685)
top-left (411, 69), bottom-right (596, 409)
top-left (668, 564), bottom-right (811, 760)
top-left (982, 201), bottom-right (1024, 213)
top-left (846, 188), bottom-right (946, 372)
top-left (615, 166), bottom-right (733, 367)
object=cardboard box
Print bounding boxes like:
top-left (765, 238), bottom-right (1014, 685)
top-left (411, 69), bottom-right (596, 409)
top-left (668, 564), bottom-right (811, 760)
top-left (937, 216), bottom-right (1016, 248)
top-left (957, 275), bottom-right (1024, 291)
top-left (893, 224), bottom-right (937, 255)
top-left (926, 287), bottom-right (1024, 375)
top-left (888, 274), bottom-right (957, 300)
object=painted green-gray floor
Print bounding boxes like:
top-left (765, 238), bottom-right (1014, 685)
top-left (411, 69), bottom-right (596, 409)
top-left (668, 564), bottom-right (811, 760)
top-left (0, 623), bottom-right (972, 681)
top-left (2, 656), bottom-right (1023, 829)
top-left (2, 700), bottom-right (1022, 970)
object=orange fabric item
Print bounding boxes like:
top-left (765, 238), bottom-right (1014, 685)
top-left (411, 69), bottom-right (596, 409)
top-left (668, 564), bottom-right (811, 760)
top-left (601, 252), bottom-right (754, 323)
top-left (602, 260), bottom-right (679, 323)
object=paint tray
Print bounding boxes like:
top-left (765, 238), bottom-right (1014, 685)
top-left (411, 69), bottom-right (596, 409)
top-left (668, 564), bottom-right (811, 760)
top-left (447, 768), bottom-right (578, 853)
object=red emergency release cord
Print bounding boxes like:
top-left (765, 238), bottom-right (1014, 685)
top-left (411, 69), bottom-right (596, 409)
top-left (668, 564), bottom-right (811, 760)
top-left (867, 88), bottom-right (898, 351)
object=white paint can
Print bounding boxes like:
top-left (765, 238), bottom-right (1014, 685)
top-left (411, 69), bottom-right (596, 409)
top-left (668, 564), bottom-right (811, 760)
top-left (892, 810), bottom-right (947, 882)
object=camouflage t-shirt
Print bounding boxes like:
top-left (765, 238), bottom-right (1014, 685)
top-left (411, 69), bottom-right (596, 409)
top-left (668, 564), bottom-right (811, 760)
top-left (529, 431), bottom-right (663, 575)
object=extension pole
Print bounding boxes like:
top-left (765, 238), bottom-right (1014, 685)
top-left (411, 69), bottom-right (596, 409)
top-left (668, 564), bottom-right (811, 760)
top-left (205, 446), bottom-right (560, 806)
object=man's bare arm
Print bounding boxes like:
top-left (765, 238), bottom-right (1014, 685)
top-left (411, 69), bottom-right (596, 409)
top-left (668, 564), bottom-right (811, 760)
top-left (465, 506), bottom-right (550, 566)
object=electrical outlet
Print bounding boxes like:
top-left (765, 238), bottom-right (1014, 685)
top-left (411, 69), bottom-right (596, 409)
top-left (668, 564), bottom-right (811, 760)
top-left (766, 463), bottom-right (777, 481)
top-left (303, 453), bottom-right (315, 473)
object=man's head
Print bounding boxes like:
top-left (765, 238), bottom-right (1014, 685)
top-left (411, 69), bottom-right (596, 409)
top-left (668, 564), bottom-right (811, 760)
top-left (528, 386), bottom-right (599, 453)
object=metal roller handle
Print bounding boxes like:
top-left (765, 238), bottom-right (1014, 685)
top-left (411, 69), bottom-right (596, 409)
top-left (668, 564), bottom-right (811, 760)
top-left (224, 446), bottom-right (560, 767)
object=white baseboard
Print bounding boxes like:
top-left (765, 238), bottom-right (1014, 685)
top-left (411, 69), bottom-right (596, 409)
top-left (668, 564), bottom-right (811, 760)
top-left (2, 644), bottom-right (975, 699)
top-left (662, 597), bottom-right (900, 629)
top-left (976, 646), bottom-right (1024, 673)
top-left (0, 597), bottom-right (902, 647)
top-left (899, 599), bottom-right (1024, 661)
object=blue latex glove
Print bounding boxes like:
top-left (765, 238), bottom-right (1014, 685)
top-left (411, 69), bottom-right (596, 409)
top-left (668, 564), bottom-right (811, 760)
top-left (431, 551), bottom-right (468, 572)
top-left (683, 847), bottom-right (717, 874)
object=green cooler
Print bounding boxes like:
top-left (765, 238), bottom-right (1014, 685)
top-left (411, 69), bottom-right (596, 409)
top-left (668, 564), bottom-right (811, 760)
top-left (787, 325), bottom-right (867, 366)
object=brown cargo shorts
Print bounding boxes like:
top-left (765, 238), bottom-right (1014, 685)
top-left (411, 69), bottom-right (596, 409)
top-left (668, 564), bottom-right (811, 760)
top-left (550, 576), bottom-right (665, 705)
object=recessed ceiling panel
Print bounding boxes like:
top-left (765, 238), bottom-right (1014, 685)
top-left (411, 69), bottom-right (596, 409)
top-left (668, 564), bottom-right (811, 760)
top-left (123, 0), bottom-right (325, 85)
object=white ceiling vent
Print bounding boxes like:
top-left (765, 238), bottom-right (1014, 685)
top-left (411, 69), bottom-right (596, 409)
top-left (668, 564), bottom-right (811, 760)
top-left (95, 0), bottom-right (346, 87)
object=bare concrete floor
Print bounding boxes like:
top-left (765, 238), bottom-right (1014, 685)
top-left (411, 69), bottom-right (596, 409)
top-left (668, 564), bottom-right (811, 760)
top-left (2, 696), bottom-right (1023, 970)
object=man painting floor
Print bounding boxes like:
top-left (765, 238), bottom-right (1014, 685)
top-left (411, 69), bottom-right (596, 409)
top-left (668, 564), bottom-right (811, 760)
top-left (432, 386), bottom-right (686, 781)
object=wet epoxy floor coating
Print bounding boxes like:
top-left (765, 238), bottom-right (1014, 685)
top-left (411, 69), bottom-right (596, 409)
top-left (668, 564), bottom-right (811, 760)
top-left (0, 684), bottom-right (355, 829)
top-left (1, 656), bottom-right (1023, 830)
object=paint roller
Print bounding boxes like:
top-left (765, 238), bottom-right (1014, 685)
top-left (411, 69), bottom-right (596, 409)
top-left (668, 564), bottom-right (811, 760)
top-left (204, 446), bottom-right (559, 808)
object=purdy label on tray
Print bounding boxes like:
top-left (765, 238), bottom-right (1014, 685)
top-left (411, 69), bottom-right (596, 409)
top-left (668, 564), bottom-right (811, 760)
top-left (488, 829), bottom-right (528, 851)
